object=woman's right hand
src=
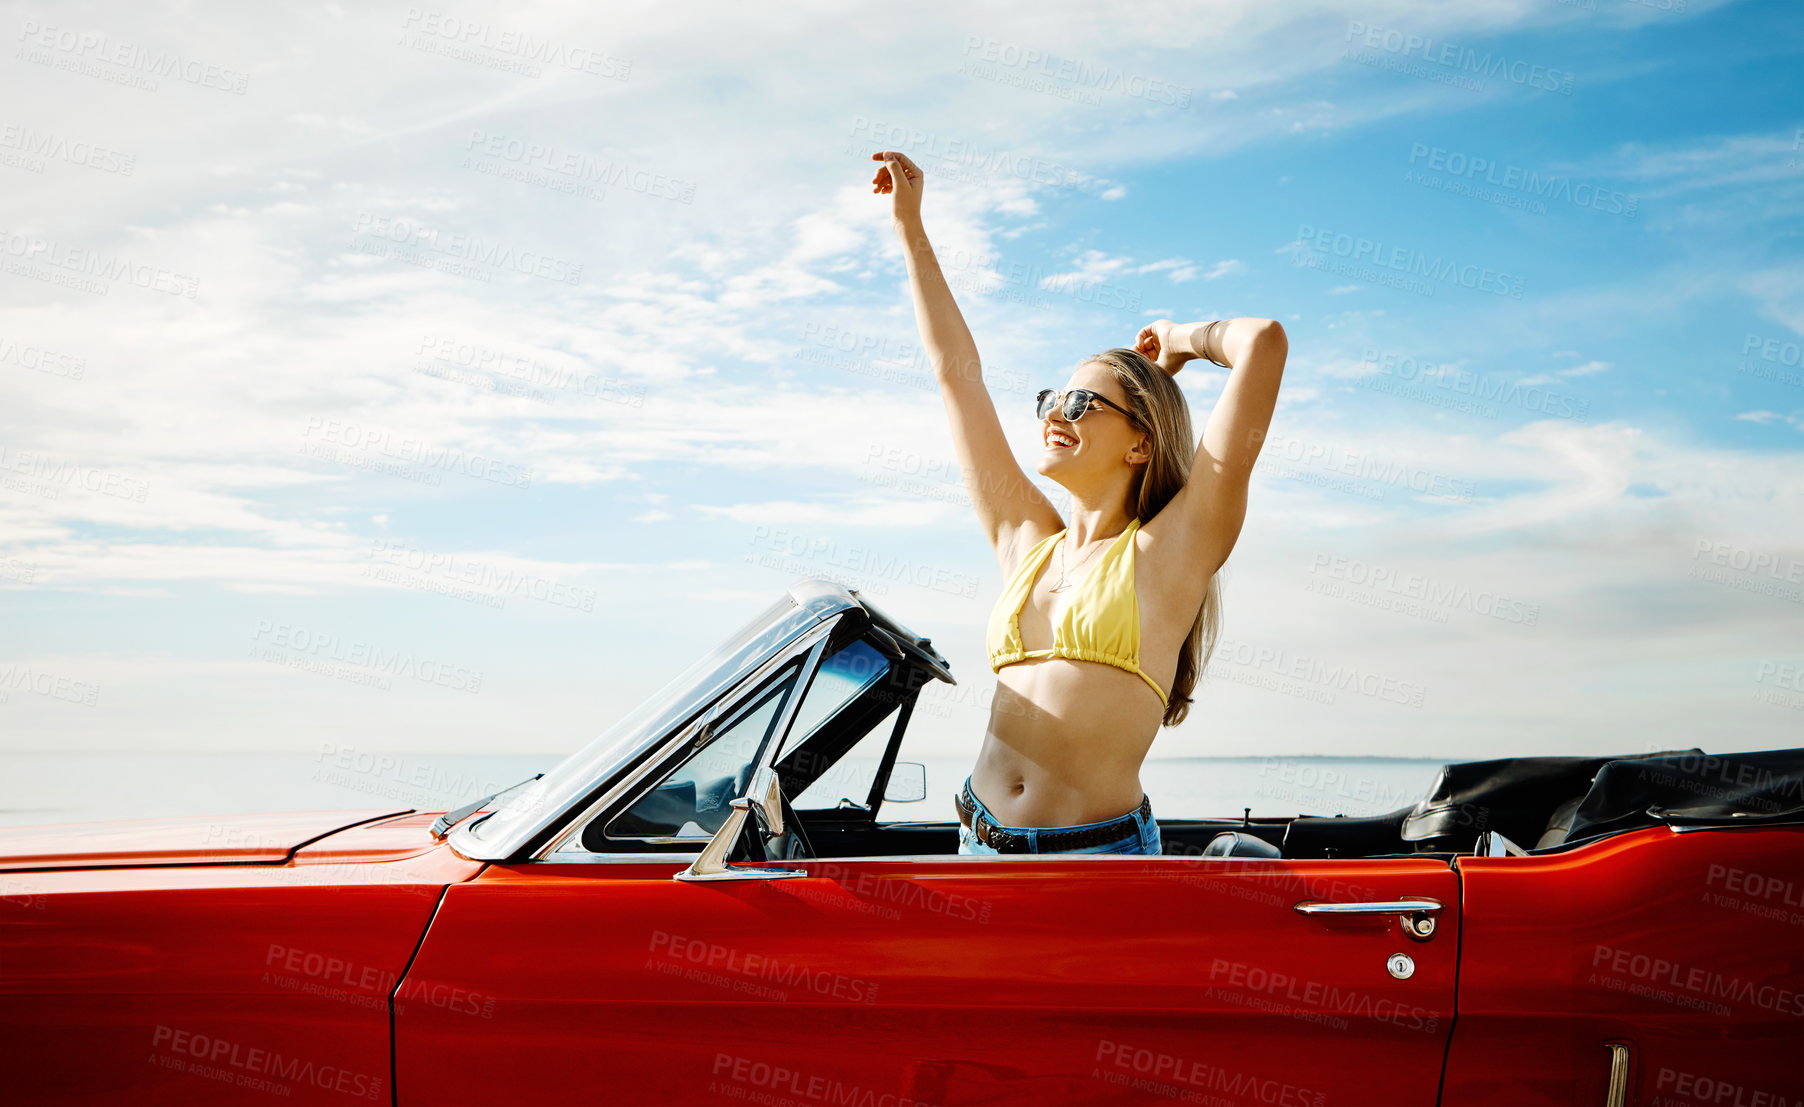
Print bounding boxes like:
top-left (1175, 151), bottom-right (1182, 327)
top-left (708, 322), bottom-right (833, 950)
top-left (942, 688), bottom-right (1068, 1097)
top-left (871, 150), bottom-right (923, 227)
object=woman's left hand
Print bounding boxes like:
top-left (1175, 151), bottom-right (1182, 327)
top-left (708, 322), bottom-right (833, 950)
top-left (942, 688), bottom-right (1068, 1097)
top-left (1135, 319), bottom-right (1194, 375)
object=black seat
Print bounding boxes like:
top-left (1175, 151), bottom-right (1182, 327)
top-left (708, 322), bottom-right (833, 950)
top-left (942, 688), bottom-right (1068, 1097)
top-left (1201, 831), bottom-right (1281, 858)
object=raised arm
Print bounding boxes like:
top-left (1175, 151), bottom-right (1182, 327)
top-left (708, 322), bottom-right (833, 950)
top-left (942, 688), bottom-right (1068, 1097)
top-left (1134, 317), bottom-right (1288, 570)
top-left (873, 151), bottom-right (1062, 568)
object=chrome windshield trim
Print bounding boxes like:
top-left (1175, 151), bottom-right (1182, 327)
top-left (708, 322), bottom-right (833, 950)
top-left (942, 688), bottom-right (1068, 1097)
top-left (535, 621), bottom-right (836, 861)
top-left (449, 584), bottom-right (854, 863)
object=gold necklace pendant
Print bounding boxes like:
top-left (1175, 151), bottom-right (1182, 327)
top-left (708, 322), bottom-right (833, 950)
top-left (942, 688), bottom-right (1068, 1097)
top-left (1048, 531), bottom-right (1106, 594)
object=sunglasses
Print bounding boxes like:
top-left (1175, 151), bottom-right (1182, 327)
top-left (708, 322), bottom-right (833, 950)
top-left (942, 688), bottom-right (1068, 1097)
top-left (1036, 387), bottom-right (1141, 427)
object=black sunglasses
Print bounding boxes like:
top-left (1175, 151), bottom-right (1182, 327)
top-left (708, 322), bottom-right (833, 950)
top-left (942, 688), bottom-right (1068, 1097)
top-left (1036, 387), bottom-right (1141, 427)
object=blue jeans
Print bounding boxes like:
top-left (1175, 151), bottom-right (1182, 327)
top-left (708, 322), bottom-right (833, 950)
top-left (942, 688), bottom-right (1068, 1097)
top-left (956, 777), bottom-right (1162, 855)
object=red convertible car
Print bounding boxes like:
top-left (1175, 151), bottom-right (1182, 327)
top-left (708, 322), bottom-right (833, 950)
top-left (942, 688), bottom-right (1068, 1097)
top-left (3, 579), bottom-right (1800, 1105)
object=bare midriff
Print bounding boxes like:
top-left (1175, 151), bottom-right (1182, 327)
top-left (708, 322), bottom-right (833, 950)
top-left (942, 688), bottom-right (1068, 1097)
top-left (970, 655), bottom-right (1168, 827)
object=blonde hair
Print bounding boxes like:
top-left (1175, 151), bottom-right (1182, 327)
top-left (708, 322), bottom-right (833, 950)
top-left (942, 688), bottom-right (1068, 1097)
top-left (1085, 347), bottom-right (1222, 727)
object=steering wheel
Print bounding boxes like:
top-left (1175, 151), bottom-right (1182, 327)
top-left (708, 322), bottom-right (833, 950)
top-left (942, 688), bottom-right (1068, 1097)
top-left (756, 787), bottom-right (816, 862)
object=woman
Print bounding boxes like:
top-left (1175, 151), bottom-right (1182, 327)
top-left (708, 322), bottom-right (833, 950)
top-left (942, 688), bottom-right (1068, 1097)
top-left (871, 150), bottom-right (1289, 857)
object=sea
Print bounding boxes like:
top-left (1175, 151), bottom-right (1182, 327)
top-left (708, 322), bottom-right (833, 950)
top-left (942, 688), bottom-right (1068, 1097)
top-left (0, 752), bottom-right (1447, 830)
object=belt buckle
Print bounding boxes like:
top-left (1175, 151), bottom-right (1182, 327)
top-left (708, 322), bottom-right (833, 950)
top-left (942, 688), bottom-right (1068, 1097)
top-left (981, 819), bottom-right (1027, 853)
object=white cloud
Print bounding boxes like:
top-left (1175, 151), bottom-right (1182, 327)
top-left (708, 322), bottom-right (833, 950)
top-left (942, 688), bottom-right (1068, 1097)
top-left (1563, 360), bottom-right (1612, 377)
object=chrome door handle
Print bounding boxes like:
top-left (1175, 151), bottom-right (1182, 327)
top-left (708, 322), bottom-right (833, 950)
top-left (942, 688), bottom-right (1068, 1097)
top-left (1294, 897), bottom-right (1443, 940)
top-left (1603, 1042), bottom-right (1632, 1107)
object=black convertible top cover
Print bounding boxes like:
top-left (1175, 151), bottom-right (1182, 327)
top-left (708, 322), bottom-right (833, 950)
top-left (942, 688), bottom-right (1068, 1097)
top-left (1563, 748), bottom-right (1804, 845)
top-left (1401, 748), bottom-right (1701, 849)
top-left (1400, 746), bottom-right (1804, 853)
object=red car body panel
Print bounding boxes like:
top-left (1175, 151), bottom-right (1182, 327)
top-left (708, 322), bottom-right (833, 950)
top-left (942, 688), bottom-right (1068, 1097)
top-left (0, 811), bottom-right (483, 1106)
top-left (0, 809), bottom-right (411, 870)
top-left (1442, 825), bottom-right (1804, 1104)
top-left (395, 856), bottom-right (1461, 1106)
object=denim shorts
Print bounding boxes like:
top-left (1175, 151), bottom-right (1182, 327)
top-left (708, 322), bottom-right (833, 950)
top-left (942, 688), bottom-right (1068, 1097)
top-left (957, 777), bottom-right (1162, 856)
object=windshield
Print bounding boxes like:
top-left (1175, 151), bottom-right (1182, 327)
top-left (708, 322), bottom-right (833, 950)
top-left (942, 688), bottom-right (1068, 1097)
top-left (602, 637), bottom-right (894, 842)
top-left (464, 593), bottom-right (817, 850)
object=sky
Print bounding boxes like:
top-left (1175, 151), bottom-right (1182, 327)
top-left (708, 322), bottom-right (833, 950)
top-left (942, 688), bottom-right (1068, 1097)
top-left (1, 0), bottom-right (1800, 766)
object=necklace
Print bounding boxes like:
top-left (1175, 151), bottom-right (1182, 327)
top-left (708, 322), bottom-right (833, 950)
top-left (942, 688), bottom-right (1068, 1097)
top-left (1048, 528), bottom-right (1117, 594)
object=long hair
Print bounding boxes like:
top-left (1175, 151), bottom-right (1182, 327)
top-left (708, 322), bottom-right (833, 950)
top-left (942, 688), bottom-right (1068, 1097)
top-left (1085, 347), bottom-right (1223, 727)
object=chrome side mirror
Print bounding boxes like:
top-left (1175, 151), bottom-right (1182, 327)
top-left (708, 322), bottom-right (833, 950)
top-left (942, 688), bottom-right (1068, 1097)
top-left (674, 767), bottom-right (805, 883)
top-left (751, 766), bottom-right (786, 835)
top-left (883, 762), bottom-right (927, 803)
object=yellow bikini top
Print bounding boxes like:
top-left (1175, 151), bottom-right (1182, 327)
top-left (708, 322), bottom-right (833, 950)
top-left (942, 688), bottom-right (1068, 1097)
top-left (985, 517), bottom-right (1169, 706)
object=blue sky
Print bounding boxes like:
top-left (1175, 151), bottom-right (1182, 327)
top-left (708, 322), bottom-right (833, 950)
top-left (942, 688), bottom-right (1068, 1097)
top-left (1, 0), bottom-right (1800, 762)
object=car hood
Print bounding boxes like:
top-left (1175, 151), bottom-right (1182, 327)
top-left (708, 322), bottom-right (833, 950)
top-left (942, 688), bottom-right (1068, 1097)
top-left (0, 809), bottom-right (413, 871)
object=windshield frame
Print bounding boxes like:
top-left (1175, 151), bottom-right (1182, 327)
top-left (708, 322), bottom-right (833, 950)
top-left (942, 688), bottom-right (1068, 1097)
top-left (447, 580), bottom-right (866, 862)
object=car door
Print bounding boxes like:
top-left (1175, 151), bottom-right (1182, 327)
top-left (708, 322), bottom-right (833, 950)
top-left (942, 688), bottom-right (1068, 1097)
top-left (394, 848), bottom-right (1458, 1105)
top-left (1443, 824), bottom-right (1804, 1104)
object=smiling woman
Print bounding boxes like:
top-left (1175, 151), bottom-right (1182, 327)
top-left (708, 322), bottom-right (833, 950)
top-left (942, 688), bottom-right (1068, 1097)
top-left (871, 149), bottom-right (1289, 854)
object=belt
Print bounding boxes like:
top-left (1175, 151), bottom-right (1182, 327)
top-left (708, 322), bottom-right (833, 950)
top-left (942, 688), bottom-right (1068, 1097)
top-left (955, 782), bottom-right (1152, 853)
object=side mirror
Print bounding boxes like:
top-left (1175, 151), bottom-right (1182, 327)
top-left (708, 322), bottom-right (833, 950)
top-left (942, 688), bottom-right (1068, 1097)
top-left (674, 767), bottom-right (805, 883)
top-left (750, 766), bottom-right (785, 835)
top-left (883, 762), bottom-right (927, 803)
